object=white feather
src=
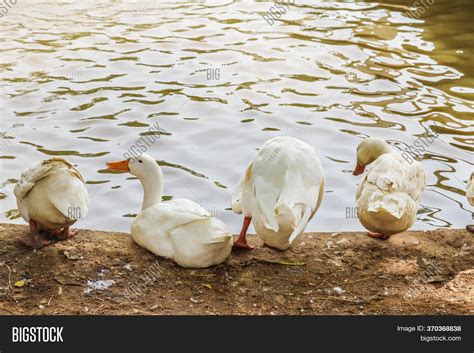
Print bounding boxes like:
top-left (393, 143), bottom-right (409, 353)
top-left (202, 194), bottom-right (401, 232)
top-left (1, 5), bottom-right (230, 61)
top-left (356, 152), bottom-right (425, 235)
top-left (131, 199), bottom-right (232, 268)
top-left (14, 157), bottom-right (88, 230)
top-left (232, 136), bottom-right (324, 250)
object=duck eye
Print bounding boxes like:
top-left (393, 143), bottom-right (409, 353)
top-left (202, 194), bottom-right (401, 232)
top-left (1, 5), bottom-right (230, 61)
top-left (138, 160), bottom-right (143, 163)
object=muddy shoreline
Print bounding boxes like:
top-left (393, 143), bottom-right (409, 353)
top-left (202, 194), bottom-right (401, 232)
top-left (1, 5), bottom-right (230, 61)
top-left (0, 223), bottom-right (472, 315)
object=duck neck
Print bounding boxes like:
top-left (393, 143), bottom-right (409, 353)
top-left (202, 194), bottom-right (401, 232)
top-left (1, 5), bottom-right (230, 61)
top-left (138, 163), bottom-right (164, 211)
top-left (363, 140), bottom-right (392, 165)
top-left (372, 143), bottom-right (392, 162)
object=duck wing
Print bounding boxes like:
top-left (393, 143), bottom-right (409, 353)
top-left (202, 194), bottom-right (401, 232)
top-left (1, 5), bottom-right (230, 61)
top-left (359, 153), bottom-right (425, 219)
top-left (246, 137), bottom-right (324, 240)
top-left (14, 157), bottom-right (88, 221)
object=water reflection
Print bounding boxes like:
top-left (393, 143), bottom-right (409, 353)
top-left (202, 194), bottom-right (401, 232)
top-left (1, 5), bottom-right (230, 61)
top-left (0, 0), bottom-right (472, 233)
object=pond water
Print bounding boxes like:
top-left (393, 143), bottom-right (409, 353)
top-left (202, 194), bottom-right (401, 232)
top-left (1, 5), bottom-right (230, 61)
top-left (1, 0), bottom-right (472, 234)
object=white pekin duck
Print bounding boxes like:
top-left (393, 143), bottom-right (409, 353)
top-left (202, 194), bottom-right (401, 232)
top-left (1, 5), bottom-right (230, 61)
top-left (466, 172), bottom-right (474, 233)
top-left (14, 157), bottom-right (89, 248)
top-left (106, 153), bottom-right (232, 268)
top-left (231, 136), bottom-right (325, 250)
top-left (352, 137), bottom-right (425, 240)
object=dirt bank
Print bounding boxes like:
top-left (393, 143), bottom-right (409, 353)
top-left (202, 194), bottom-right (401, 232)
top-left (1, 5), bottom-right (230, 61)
top-left (0, 223), bottom-right (472, 315)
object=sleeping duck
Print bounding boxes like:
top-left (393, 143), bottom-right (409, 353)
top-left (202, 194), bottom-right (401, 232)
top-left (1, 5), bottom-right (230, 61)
top-left (14, 157), bottom-right (89, 248)
top-left (231, 136), bottom-right (325, 250)
top-left (352, 137), bottom-right (425, 240)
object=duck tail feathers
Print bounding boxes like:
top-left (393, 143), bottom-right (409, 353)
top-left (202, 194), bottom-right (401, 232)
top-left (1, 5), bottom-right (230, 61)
top-left (367, 191), bottom-right (405, 220)
top-left (288, 206), bottom-right (312, 245)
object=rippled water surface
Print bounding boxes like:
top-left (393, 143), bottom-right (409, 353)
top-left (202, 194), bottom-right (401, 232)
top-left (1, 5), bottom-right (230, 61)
top-left (1, 0), bottom-right (472, 233)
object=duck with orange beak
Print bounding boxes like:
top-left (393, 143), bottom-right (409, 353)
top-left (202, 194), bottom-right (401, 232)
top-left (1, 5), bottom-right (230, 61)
top-left (352, 138), bottom-right (425, 240)
top-left (106, 154), bottom-right (232, 268)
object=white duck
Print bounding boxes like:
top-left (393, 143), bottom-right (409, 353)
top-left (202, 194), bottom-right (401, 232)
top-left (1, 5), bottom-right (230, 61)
top-left (106, 154), bottom-right (232, 268)
top-left (231, 136), bottom-right (324, 250)
top-left (352, 137), bottom-right (425, 239)
top-left (466, 172), bottom-right (474, 233)
top-left (14, 157), bottom-right (89, 248)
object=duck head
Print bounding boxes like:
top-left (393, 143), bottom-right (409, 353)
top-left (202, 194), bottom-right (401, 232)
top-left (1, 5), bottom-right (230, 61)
top-left (107, 153), bottom-right (161, 178)
top-left (107, 153), bottom-right (164, 210)
top-left (353, 138), bottom-right (392, 176)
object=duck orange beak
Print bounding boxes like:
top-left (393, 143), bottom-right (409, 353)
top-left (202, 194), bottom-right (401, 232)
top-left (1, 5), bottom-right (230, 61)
top-left (106, 159), bottom-right (130, 172)
top-left (352, 163), bottom-right (365, 176)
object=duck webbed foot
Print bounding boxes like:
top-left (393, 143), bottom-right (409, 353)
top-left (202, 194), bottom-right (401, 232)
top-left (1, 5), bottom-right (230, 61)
top-left (367, 232), bottom-right (391, 240)
top-left (233, 238), bottom-right (254, 250)
top-left (232, 216), bottom-right (254, 250)
top-left (54, 226), bottom-right (78, 240)
top-left (20, 219), bottom-right (53, 249)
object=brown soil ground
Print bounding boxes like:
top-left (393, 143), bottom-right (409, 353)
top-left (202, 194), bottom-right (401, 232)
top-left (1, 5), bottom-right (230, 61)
top-left (0, 223), bottom-right (472, 315)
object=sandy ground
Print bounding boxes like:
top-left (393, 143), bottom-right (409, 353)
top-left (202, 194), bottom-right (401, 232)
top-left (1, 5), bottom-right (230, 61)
top-left (0, 223), bottom-right (472, 315)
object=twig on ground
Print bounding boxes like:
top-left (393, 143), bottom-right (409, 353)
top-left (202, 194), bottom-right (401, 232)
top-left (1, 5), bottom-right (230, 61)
top-left (255, 258), bottom-right (306, 266)
top-left (92, 304), bottom-right (104, 314)
top-left (259, 280), bottom-right (283, 308)
top-left (403, 298), bottom-right (419, 314)
top-left (331, 275), bottom-right (378, 289)
top-left (314, 279), bottom-right (327, 289)
top-left (313, 296), bottom-right (364, 303)
top-left (0, 262), bottom-right (12, 294)
top-left (318, 297), bottom-right (330, 312)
